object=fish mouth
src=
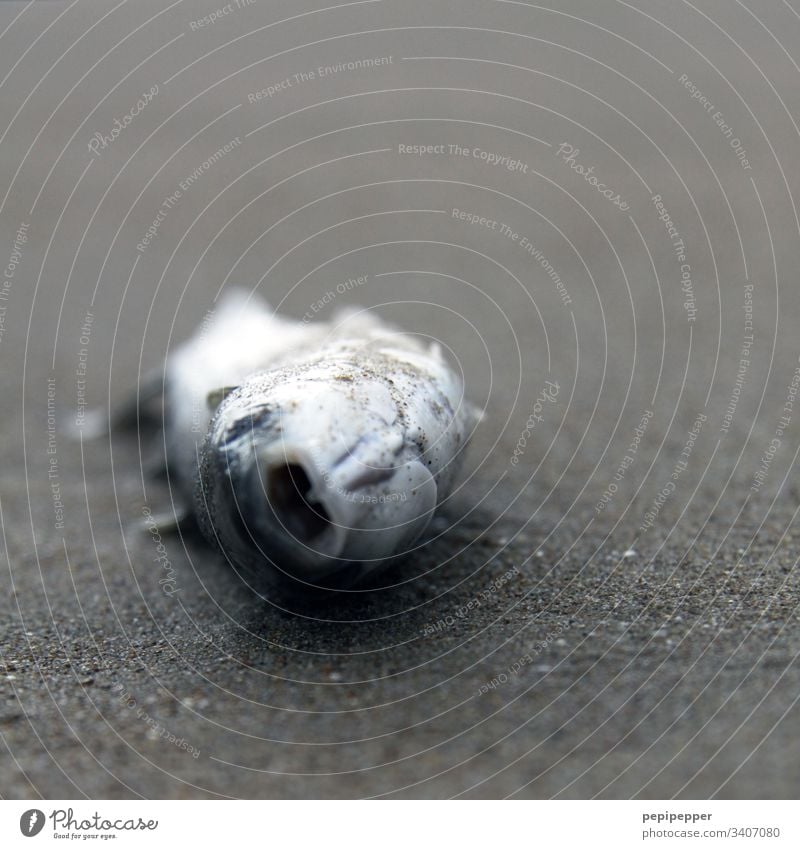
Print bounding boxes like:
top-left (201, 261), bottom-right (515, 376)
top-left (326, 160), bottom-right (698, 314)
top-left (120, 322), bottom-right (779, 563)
top-left (250, 447), bottom-right (347, 564)
top-left (265, 461), bottom-right (332, 544)
top-left (232, 434), bottom-right (437, 580)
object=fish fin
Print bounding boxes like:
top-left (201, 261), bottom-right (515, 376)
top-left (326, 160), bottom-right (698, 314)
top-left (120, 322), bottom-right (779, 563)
top-left (207, 386), bottom-right (238, 411)
top-left (331, 307), bottom-right (397, 337)
top-left (139, 503), bottom-right (193, 535)
top-left (216, 287), bottom-right (270, 313)
top-left (69, 368), bottom-right (164, 440)
top-left (144, 454), bottom-right (169, 480)
top-left (466, 401), bottom-right (485, 428)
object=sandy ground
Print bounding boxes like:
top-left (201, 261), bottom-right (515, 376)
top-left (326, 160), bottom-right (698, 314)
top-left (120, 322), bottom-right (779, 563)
top-left (1, 0), bottom-right (800, 798)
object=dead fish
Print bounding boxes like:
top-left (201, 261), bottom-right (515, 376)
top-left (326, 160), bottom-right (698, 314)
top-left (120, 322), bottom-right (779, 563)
top-left (149, 291), bottom-right (479, 586)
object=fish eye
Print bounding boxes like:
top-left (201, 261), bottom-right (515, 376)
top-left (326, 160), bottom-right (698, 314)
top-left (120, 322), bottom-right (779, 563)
top-left (266, 462), bottom-right (332, 545)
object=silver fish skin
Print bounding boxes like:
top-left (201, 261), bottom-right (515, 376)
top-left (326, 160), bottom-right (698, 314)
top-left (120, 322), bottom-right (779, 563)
top-left (164, 290), bottom-right (479, 586)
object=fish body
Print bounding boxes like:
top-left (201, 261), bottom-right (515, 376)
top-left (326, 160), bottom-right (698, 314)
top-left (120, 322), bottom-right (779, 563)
top-left (163, 290), bottom-right (478, 586)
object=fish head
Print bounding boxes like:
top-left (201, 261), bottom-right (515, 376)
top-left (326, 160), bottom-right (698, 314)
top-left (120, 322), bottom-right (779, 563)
top-left (196, 361), bottom-right (451, 586)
